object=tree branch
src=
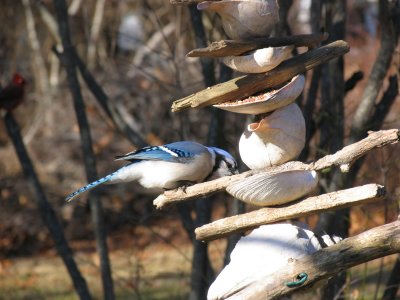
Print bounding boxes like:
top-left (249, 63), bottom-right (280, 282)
top-left (52, 0), bottom-right (114, 298)
top-left (170, 0), bottom-right (215, 4)
top-left (4, 113), bottom-right (92, 300)
top-left (154, 129), bottom-right (399, 209)
top-left (195, 183), bottom-right (385, 241)
top-left (227, 219), bottom-right (400, 300)
top-left (349, 0), bottom-right (397, 142)
top-left (171, 40), bottom-right (349, 112)
top-left (187, 34), bottom-right (329, 58)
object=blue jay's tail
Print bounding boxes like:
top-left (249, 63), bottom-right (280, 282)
top-left (65, 173), bottom-right (114, 202)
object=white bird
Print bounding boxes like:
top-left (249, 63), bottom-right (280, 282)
top-left (65, 141), bottom-right (238, 202)
top-left (208, 222), bottom-right (341, 300)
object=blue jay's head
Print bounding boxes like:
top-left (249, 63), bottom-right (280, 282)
top-left (208, 147), bottom-right (239, 180)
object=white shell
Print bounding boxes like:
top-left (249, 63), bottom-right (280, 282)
top-left (198, 0), bottom-right (280, 40)
top-left (208, 222), bottom-right (338, 300)
top-left (226, 169), bottom-right (318, 206)
top-left (214, 74), bottom-right (305, 115)
top-left (239, 103), bottom-right (305, 169)
top-left (221, 46), bottom-right (293, 74)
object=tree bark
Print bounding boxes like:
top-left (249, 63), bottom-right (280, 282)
top-left (52, 0), bottom-right (114, 298)
top-left (4, 113), bottom-right (92, 300)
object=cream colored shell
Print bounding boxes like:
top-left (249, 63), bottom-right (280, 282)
top-left (221, 46), bottom-right (293, 74)
top-left (226, 169), bottom-right (318, 206)
top-left (214, 74), bottom-right (305, 115)
top-left (207, 222), bottom-right (338, 300)
top-left (197, 0), bottom-right (280, 40)
top-left (239, 103), bottom-right (305, 170)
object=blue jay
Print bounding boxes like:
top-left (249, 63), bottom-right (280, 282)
top-left (66, 141), bottom-right (238, 202)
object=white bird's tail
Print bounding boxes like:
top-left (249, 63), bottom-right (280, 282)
top-left (65, 173), bottom-right (114, 202)
top-left (65, 164), bottom-right (141, 202)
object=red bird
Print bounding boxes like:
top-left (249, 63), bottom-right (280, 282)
top-left (0, 73), bottom-right (26, 112)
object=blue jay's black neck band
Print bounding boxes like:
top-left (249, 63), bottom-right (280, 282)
top-left (204, 151), bottom-right (223, 181)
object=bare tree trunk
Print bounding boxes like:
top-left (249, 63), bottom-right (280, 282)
top-left (188, 5), bottom-right (217, 299)
top-left (382, 255), bottom-right (400, 300)
top-left (87, 0), bottom-right (106, 68)
top-left (4, 113), bottom-right (92, 300)
top-left (52, 0), bottom-right (114, 299)
top-left (313, 1), bottom-right (347, 298)
top-left (349, 0), bottom-right (397, 143)
top-left (317, 0), bottom-right (399, 298)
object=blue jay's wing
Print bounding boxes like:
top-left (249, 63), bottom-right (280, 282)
top-left (115, 142), bottom-right (203, 162)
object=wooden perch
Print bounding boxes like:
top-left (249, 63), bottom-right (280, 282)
top-left (230, 219), bottom-right (400, 300)
top-left (187, 33), bottom-right (329, 57)
top-left (310, 129), bottom-right (400, 171)
top-left (153, 129), bottom-right (399, 209)
top-left (170, 0), bottom-right (211, 4)
top-left (154, 161), bottom-right (309, 209)
top-left (195, 184), bottom-right (385, 241)
top-left (172, 40), bottom-right (349, 112)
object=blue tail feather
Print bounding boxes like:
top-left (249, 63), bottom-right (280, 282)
top-left (65, 174), bottom-right (113, 202)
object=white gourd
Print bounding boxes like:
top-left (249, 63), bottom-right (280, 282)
top-left (239, 103), bottom-right (306, 169)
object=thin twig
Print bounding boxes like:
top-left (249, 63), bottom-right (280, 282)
top-left (87, 0), bottom-right (106, 68)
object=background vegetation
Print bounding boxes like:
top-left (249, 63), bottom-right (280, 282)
top-left (0, 0), bottom-right (399, 299)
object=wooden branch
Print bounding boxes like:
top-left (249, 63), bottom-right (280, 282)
top-left (52, 0), bottom-right (114, 298)
top-left (187, 33), bottom-right (328, 57)
top-left (153, 129), bottom-right (399, 209)
top-left (229, 219), bottom-right (400, 300)
top-left (172, 40), bottom-right (349, 112)
top-left (311, 128), bottom-right (400, 172)
top-left (170, 0), bottom-right (212, 4)
top-left (195, 184), bottom-right (386, 241)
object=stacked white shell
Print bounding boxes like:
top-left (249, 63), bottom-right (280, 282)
top-left (221, 45), bottom-right (294, 74)
top-left (198, 0), bottom-right (316, 206)
top-left (207, 222), bottom-right (342, 300)
top-left (239, 103), bottom-right (305, 169)
top-left (214, 74), bottom-right (305, 114)
top-left (197, 0), bottom-right (280, 41)
top-left (227, 169), bottom-right (318, 206)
